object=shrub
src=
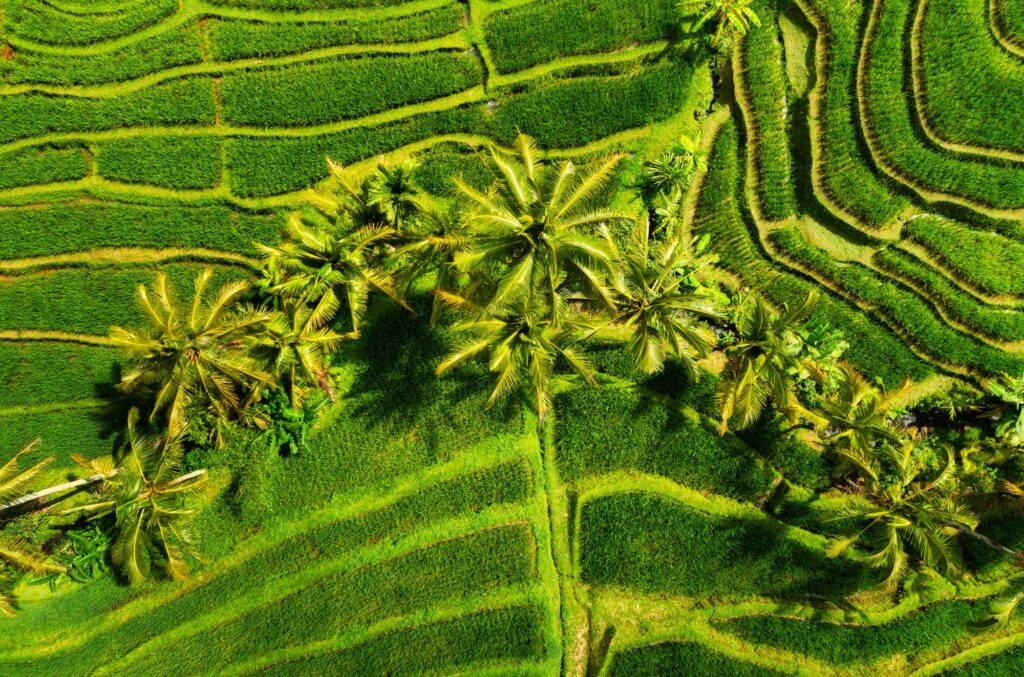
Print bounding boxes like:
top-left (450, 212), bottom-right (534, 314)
top-left (578, 492), bottom-right (873, 598)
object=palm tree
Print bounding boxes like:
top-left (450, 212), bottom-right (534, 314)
top-left (634, 135), bottom-right (708, 209)
top-left (435, 294), bottom-right (597, 421)
top-left (260, 212), bottom-right (405, 334)
top-left (602, 220), bottom-right (722, 376)
top-left (814, 363), bottom-right (909, 474)
top-left (716, 291), bottom-right (816, 433)
top-left (250, 296), bottom-right (348, 409)
top-left (111, 269), bottom-right (276, 442)
top-left (390, 202), bottom-right (472, 325)
top-left (683, 0), bottom-right (762, 47)
top-left (368, 160), bottom-right (422, 231)
top-left (454, 134), bottom-right (634, 323)
top-left (987, 372), bottom-right (1024, 446)
top-left (0, 442), bottom-right (65, 616)
top-left (827, 444), bottom-right (976, 591)
top-left (63, 410), bottom-right (208, 585)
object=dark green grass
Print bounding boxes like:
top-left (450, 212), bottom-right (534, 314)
top-left (0, 201), bottom-right (281, 258)
top-left (123, 525), bottom-right (537, 677)
top-left (207, 5), bottom-right (465, 60)
top-left (949, 644), bottom-right (1024, 675)
top-left (719, 600), bottom-right (990, 666)
top-left (994, 0), bottom-right (1024, 46)
top-left (5, 0), bottom-right (177, 44)
top-left (259, 296), bottom-right (525, 516)
top-left (555, 387), bottom-right (775, 503)
top-left (610, 641), bottom-right (790, 676)
top-left (0, 78), bottom-right (215, 144)
top-left (0, 23), bottom-right (203, 86)
top-left (803, 0), bottom-right (908, 229)
top-left (0, 264), bottom-right (248, 335)
top-left (205, 0), bottom-right (411, 8)
top-left (0, 145), bottom-right (89, 190)
top-left (904, 216), bottom-right (1024, 296)
top-left (0, 456), bottom-right (533, 673)
top-left (0, 408), bottom-right (116, 466)
top-left (220, 51), bottom-right (482, 127)
top-left (691, 118), bottom-right (932, 386)
top-left (578, 492), bottom-right (873, 599)
top-left (874, 247), bottom-right (1024, 342)
top-left (861, 0), bottom-right (1024, 210)
top-left (411, 143), bottom-right (493, 195)
top-left (770, 227), bottom-right (1024, 375)
top-left (918, 0), bottom-right (1024, 154)
top-left (0, 343), bottom-right (121, 407)
top-left (738, 0), bottom-right (798, 220)
top-left (95, 136), bottom-right (221, 189)
top-left (484, 0), bottom-right (677, 73)
top-left (227, 61), bottom-right (690, 196)
top-left (259, 604), bottom-right (546, 676)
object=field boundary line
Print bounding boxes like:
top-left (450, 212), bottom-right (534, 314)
top-left (0, 247), bottom-right (260, 273)
top-left (989, 0), bottom-right (1024, 57)
top-left (0, 398), bottom-right (106, 418)
top-left (0, 330), bottom-right (115, 347)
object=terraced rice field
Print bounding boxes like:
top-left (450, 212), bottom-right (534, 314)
top-left (3, 0), bottom-right (1024, 674)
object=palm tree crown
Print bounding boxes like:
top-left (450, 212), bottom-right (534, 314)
top-left (716, 291), bottom-right (816, 433)
top-left (454, 134), bottom-right (634, 321)
top-left (435, 293), bottom-right (597, 421)
top-left (111, 269), bottom-right (275, 441)
top-left (604, 221), bottom-right (722, 376)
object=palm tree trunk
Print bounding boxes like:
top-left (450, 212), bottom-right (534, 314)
top-left (949, 522), bottom-right (1019, 557)
top-left (0, 471), bottom-right (116, 516)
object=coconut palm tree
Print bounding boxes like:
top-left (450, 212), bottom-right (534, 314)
top-left (683, 0), bottom-right (762, 47)
top-left (260, 212), bottom-right (405, 334)
top-left (368, 160), bottom-right (422, 232)
top-left (63, 410), bottom-right (208, 585)
top-left (110, 269), bottom-right (276, 442)
top-left (602, 220), bottom-right (722, 376)
top-left (814, 363), bottom-right (909, 474)
top-left (454, 134), bottom-right (634, 323)
top-left (435, 294), bottom-right (597, 421)
top-left (390, 202), bottom-right (472, 325)
top-left (827, 444), bottom-right (976, 591)
top-left (0, 442), bottom-right (65, 616)
top-left (716, 291), bottom-right (816, 433)
top-left (250, 296), bottom-right (348, 409)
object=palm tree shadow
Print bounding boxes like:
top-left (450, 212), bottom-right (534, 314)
top-left (87, 361), bottom-right (131, 455)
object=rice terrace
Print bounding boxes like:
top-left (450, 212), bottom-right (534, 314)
top-left (2, 0), bottom-right (1024, 674)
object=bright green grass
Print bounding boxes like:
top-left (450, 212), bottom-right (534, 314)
top-left (0, 145), bottom-right (89, 190)
top-left (0, 343), bottom-right (121, 407)
top-left (578, 492), bottom-right (873, 599)
top-left (0, 202), bottom-right (281, 258)
top-left (904, 216), bottom-right (1024, 296)
top-left (95, 136), bottom-right (222, 189)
